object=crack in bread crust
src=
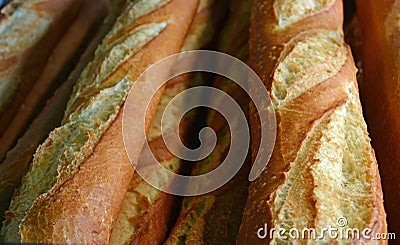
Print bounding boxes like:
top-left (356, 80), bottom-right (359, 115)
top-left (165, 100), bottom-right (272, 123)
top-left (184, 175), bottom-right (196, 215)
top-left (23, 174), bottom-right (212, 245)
top-left (110, 0), bottom-right (230, 243)
top-left (271, 84), bottom-right (376, 243)
top-left (64, 22), bottom-right (167, 119)
top-left (273, 0), bottom-right (335, 28)
top-left (238, 0), bottom-right (387, 242)
top-left (0, 0), bottom-right (170, 242)
top-left (15, 0), bottom-right (200, 242)
top-left (272, 30), bottom-right (347, 107)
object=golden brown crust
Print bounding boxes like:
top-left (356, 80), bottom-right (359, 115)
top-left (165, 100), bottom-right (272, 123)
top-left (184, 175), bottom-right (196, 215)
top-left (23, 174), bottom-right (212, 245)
top-left (130, 193), bottom-right (176, 245)
top-left (20, 109), bottom-right (132, 243)
top-left (0, 0), bottom-right (124, 228)
top-left (238, 0), bottom-right (387, 243)
top-left (356, 0), bottom-right (400, 235)
top-left (109, 1), bottom-right (225, 243)
top-left (249, 0), bottom-right (343, 88)
top-left (0, 0), bottom-right (109, 164)
top-left (0, 0), bottom-right (81, 137)
top-left (0, 1), bottom-right (119, 227)
top-left (16, 0), bottom-right (199, 243)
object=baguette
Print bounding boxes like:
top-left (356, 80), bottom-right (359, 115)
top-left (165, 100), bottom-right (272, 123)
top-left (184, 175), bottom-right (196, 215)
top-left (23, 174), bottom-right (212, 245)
top-left (0, 0), bottom-right (110, 163)
top-left (0, 0), bottom-right (199, 243)
top-left (237, 0), bottom-right (387, 243)
top-left (0, 0), bottom-right (81, 136)
top-left (109, 2), bottom-right (227, 244)
top-left (165, 0), bottom-right (251, 243)
top-left (355, 0), bottom-right (400, 235)
top-left (0, 0), bottom-right (123, 226)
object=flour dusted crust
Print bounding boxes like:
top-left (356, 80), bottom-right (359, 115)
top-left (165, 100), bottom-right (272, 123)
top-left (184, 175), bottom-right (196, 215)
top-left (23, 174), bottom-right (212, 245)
top-left (109, 0), bottom-right (227, 243)
top-left (237, 0), bottom-right (387, 243)
top-left (1, 0), bottom-right (199, 243)
top-left (0, 0), bottom-right (113, 228)
top-left (0, 0), bottom-right (109, 169)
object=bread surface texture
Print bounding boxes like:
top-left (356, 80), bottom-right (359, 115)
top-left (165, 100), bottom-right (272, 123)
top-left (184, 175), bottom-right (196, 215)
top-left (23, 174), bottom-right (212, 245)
top-left (0, 0), bottom-right (109, 162)
top-left (237, 0), bottom-right (387, 243)
top-left (0, 0), bottom-right (81, 135)
top-left (0, 0), bottom-right (199, 243)
top-left (109, 0), bottom-right (224, 243)
top-left (0, 0), bottom-right (113, 226)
